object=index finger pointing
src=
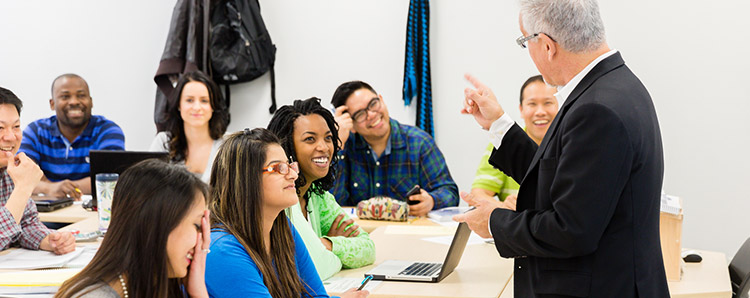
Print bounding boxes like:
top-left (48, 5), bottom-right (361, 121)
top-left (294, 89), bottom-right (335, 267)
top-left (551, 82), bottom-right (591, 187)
top-left (464, 73), bottom-right (488, 90)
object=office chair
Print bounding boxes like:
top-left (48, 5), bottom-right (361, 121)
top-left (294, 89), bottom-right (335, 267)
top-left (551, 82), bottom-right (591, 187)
top-left (730, 237), bottom-right (750, 298)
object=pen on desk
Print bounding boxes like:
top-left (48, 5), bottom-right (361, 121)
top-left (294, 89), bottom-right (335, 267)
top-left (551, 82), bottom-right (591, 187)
top-left (357, 275), bottom-right (373, 291)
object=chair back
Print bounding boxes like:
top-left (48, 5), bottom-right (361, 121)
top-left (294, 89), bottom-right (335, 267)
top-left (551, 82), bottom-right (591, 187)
top-left (730, 237), bottom-right (750, 298)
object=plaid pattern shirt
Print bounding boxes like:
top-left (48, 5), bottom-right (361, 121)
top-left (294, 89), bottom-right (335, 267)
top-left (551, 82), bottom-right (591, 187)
top-left (332, 118), bottom-right (459, 209)
top-left (0, 168), bottom-right (51, 250)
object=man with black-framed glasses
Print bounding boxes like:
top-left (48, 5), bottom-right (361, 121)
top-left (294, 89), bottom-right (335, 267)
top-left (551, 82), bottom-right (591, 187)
top-left (329, 81), bottom-right (458, 216)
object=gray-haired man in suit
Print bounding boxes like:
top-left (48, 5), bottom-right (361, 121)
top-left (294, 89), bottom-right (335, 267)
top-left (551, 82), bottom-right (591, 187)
top-left (454, 0), bottom-right (669, 297)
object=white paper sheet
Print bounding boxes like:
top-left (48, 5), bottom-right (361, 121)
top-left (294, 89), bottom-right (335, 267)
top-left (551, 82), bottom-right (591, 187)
top-left (0, 248), bottom-right (84, 270)
top-left (384, 225), bottom-right (456, 235)
top-left (422, 232), bottom-right (488, 246)
top-left (323, 277), bottom-right (381, 292)
top-left (63, 245), bottom-right (98, 268)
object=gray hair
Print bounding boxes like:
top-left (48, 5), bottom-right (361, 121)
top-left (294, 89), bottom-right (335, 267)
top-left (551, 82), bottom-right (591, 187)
top-left (519, 0), bottom-right (606, 53)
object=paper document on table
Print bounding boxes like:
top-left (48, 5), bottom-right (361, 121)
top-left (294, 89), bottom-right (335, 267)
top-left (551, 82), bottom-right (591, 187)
top-left (660, 193), bottom-right (681, 215)
top-left (323, 277), bottom-right (381, 292)
top-left (0, 286), bottom-right (58, 296)
top-left (428, 206), bottom-right (472, 222)
top-left (384, 225), bottom-right (456, 235)
top-left (0, 248), bottom-right (84, 270)
top-left (422, 231), bottom-right (487, 246)
top-left (0, 268), bottom-right (81, 286)
top-left (429, 218), bottom-right (461, 227)
top-left (63, 245), bottom-right (98, 268)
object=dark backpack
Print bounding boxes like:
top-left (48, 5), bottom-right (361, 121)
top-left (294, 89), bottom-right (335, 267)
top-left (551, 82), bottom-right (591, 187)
top-left (210, 0), bottom-right (278, 113)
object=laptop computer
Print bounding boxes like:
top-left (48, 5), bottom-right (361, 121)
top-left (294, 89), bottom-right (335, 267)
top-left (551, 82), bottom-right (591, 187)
top-left (88, 150), bottom-right (169, 208)
top-left (32, 195), bottom-right (74, 212)
top-left (365, 222), bottom-right (472, 283)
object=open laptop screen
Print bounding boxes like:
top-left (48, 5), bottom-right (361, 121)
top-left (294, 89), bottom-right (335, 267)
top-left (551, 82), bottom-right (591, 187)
top-left (88, 150), bottom-right (169, 208)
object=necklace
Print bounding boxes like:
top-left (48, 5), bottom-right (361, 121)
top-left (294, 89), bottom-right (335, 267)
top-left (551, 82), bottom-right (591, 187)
top-left (118, 274), bottom-right (129, 298)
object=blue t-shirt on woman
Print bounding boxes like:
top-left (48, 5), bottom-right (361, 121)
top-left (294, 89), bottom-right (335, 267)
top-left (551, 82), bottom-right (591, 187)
top-left (205, 224), bottom-right (330, 297)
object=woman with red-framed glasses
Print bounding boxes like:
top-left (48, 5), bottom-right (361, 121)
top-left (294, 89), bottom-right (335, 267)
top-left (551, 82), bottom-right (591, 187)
top-left (205, 128), bottom-right (368, 298)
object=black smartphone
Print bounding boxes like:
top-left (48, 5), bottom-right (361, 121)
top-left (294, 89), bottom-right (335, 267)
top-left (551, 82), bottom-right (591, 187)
top-left (405, 185), bottom-right (421, 205)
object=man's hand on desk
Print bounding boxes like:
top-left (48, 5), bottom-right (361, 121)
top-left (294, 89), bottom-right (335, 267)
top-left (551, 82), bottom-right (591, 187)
top-left (38, 179), bottom-right (83, 200)
top-left (40, 231), bottom-right (76, 255)
top-left (452, 191), bottom-right (499, 238)
top-left (407, 189), bottom-right (435, 217)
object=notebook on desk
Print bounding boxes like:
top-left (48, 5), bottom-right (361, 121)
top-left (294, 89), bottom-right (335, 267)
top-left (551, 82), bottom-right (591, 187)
top-left (88, 150), bottom-right (169, 207)
top-left (32, 196), bottom-right (73, 212)
top-left (365, 222), bottom-right (471, 283)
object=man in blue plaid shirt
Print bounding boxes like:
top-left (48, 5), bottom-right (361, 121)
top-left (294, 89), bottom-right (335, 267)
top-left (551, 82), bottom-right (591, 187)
top-left (331, 81), bottom-right (458, 216)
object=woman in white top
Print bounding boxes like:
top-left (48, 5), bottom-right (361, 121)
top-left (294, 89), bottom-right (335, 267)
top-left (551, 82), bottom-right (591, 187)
top-left (150, 71), bottom-right (228, 182)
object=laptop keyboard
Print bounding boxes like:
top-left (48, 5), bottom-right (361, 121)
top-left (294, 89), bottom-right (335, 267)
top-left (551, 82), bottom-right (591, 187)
top-left (399, 262), bottom-right (442, 276)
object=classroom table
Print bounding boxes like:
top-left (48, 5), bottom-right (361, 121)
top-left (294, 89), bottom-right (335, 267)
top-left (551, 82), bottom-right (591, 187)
top-left (354, 217), bottom-right (437, 233)
top-left (498, 249), bottom-right (732, 298)
top-left (344, 206), bottom-right (438, 233)
top-left (668, 249), bottom-right (732, 298)
top-left (29, 205), bottom-right (733, 298)
top-left (38, 203), bottom-right (95, 224)
top-left (329, 225), bottom-right (514, 298)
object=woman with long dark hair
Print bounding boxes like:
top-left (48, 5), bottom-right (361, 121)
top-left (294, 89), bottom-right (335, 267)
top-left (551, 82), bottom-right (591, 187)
top-left (205, 128), bottom-right (367, 297)
top-left (55, 159), bottom-right (211, 297)
top-left (149, 71), bottom-right (228, 183)
top-left (267, 98), bottom-right (374, 280)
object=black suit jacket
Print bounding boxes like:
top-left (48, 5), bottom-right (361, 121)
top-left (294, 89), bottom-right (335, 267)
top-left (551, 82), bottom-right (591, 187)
top-left (488, 53), bottom-right (670, 297)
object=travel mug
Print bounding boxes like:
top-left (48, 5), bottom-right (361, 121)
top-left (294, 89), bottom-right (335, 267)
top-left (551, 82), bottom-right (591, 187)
top-left (95, 173), bottom-right (118, 233)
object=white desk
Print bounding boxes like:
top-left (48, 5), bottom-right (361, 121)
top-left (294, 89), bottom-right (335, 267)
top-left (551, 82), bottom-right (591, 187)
top-left (330, 225), bottom-right (514, 298)
top-left (38, 204), bottom-right (95, 224)
top-left (499, 249), bottom-right (731, 298)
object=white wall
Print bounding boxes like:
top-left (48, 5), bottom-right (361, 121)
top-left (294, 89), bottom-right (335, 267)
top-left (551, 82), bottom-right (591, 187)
top-left (1, 0), bottom-right (748, 258)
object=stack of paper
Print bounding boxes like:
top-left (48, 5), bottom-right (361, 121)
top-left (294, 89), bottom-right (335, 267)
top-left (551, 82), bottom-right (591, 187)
top-left (0, 268), bottom-right (81, 296)
top-left (660, 193), bottom-right (681, 215)
top-left (0, 248), bottom-right (84, 270)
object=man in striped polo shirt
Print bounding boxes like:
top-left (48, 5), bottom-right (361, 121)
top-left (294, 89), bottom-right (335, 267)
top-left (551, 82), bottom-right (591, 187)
top-left (19, 74), bottom-right (124, 200)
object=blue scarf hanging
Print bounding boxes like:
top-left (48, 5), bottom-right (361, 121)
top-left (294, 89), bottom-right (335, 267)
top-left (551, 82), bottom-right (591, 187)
top-left (402, 0), bottom-right (433, 137)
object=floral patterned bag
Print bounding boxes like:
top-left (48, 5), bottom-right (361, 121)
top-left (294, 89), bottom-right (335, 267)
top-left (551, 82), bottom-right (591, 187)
top-left (356, 196), bottom-right (409, 222)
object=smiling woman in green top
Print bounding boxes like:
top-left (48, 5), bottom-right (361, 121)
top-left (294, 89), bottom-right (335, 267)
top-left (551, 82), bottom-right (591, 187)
top-left (267, 97), bottom-right (375, 280)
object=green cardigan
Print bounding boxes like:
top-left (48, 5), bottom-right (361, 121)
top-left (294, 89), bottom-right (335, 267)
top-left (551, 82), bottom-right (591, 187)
top-left (285, 191), bottom-right (375, 280)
